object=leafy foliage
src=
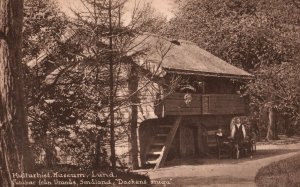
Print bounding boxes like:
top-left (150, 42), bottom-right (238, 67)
top-left (24, 0), bottom-right (174, 169)
top-left (166, 0), bottom-right (300, 137)
top-left (23, 0), bottom-right (67, 62)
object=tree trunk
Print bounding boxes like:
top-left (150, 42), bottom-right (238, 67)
top-left (265, 107), bottom-right (275, 141)
top-left (94, 118), bottom-right (106, 169)
top-left (128, 64), bottom-right (139, 169)
top-left (108, 0), bottom-right (116, 172)
top-left (130, 104), bottom-right (139, 169)
top-left (94, 133), bottom-right (101, 168)
top-left (273, 119), bottom-right (279, 140)
top-left (44, 145), bottom-right (57, 168)
top-left (0, 0), bottom-right (32, 186)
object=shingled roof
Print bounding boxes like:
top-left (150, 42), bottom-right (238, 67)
top-left (27, 31), bottom-right (253, 80)
top-left (128, 34), bottom-right (253, 79)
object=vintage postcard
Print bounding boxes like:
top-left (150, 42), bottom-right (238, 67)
top-left (0, 0), bottom-right (299, 187)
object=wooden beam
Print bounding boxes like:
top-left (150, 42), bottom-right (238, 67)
top-left (155, 116), bottom-right (182, 169)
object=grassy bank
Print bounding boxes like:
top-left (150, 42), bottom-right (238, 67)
top-left (255, 153), bottom-right (300, 187)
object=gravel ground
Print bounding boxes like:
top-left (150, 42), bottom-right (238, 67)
top-left (137, 136), bottom-right (300, 187)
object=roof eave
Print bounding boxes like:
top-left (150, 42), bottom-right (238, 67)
top-left (164, 67), bottom-right (254, 80)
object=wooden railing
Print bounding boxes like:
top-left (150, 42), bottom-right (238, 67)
top-left (163, 93), bottom-right (247, 116)
top-left (202, 94), bottom-right (247, 115)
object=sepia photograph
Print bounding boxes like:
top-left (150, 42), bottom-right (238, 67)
top-left (0, 0), bottom-right (300, 186)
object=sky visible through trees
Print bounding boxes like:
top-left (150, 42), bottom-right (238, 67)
top-left (56, 0), bottom-right (177, 21)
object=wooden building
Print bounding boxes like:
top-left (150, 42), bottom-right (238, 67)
top-left (26, 32), bottom-right (253, 169)
top-left (127, 34), bottom-right (253, 169)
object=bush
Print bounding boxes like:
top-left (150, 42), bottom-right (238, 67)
top-left (286, 127), bottom-right (296, 137)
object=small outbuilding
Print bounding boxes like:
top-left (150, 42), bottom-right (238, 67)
top-left (128, 34), bottom-right (253, 169)
top-left (26, 32), bottom-right (253, 169)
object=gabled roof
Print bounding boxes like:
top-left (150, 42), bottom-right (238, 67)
top-left (27, 31), bottom-right (253, 80)
top-left (128, 34), bottom-right (253, 79)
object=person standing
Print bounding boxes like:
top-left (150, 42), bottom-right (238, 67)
top-left (230, 118), bottom-right (246, 142)
top-left (230, 118), bottom-right (246, 158)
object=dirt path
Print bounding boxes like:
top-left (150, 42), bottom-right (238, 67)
top-left (139, 142), bottom-right (300, 187)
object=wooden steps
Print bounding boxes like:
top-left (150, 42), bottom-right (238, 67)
top-left (152, 142), bottom-right (165, 146)
top-left (148, 150), bottom-right (163, 155)
top-left (142, 116), bottom-right (182, 169)
top-left (156, 133), bottom-right (168, 137)
top-left (159, 125), bottom-right (173, 128)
